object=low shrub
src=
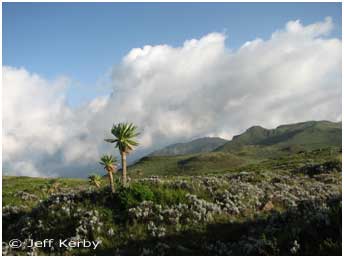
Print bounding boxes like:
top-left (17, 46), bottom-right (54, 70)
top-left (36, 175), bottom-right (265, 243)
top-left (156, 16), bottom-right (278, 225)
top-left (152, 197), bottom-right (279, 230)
top-left (116, 183), bottom-right (154, 210)
top-left (295, 159), bottom-right (341, 177)
top-left (151, 186), bottom-right (188, 206)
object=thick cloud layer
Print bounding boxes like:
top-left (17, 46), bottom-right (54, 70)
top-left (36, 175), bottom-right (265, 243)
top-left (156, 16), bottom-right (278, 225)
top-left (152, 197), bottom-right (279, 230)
top-left (3, 18), bottom-right (341, 177)
top-left (3, 67), bottom-right (106, 177)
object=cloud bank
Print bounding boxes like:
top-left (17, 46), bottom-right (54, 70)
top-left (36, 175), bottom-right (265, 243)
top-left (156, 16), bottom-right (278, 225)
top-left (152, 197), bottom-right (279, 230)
top-left (3, 17), bottom-right (341, 177)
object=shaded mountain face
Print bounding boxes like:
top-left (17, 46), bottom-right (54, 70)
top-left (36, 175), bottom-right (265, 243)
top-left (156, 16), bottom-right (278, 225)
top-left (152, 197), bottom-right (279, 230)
top-left (149, 137), bottom-right (228, 156)
top-left (215, 120), bottom-right (342, 152)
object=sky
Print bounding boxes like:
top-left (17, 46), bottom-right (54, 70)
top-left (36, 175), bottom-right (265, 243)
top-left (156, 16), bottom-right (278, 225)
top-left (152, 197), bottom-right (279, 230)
top-left (2, 2), bottom-right (342, 178)
top-left (3, 2), bottom-right (342, 106)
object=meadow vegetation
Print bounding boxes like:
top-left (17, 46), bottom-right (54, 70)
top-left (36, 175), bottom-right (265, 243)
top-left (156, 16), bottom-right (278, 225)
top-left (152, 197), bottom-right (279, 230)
top-left (2, 121), bottom-right (342, 255)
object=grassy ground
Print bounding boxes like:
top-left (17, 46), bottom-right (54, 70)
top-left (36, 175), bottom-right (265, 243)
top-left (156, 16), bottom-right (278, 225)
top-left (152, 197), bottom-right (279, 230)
top-left (129, 152), bottom-right (249, 178)
top-left (129, 147), bottom-right (341, 177)
top-left (2, 148), bottom-right (342, 255)
top-left (2, 176), bottom-right (88, 208)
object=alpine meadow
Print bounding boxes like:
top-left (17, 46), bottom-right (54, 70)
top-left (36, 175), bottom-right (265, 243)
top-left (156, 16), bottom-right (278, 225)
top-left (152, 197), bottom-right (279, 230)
top-left (2, 2), bottom-right (342, 256)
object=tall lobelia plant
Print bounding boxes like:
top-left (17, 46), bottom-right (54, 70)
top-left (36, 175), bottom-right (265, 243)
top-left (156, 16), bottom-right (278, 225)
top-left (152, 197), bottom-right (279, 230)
top-left (105, 123), bottom-right (139, 187)
top-left (99, 155), bottom-right (117, 193)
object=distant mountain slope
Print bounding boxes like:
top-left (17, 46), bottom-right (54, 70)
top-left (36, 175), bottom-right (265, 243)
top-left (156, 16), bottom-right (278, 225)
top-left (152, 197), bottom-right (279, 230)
top-left (129, 152), bottom-right (246, 177)
top-left (150, 137), bottom-right (228, 156)
top-left (129, 120), bottom-right (341, 177)
top-left (215, 121), bottom-right (341, 153)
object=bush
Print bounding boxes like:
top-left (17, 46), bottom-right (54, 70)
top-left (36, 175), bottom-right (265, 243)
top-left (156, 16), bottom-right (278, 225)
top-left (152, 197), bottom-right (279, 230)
top-left (295, 159), bottom-right (342, 177)
top-left (151, 186), bottom-right (187, 206)
top-left (323, 159), bottom-right (342, 172)
top-left (116, 183), bottom-right (154, 210)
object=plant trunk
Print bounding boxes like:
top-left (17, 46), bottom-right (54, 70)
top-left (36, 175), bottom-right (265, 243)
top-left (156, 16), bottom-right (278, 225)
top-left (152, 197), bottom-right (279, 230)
top-left (108, 171), bottom-right (115, 193)
top-left (121, 152), bottom-right (127, 187)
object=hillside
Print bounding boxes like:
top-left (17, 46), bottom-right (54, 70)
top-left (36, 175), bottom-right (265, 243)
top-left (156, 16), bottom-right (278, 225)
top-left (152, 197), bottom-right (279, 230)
top-left (3, 149), bottom-right (342, 255)
top-left (2, 120), bottom-right (342, 255)
top-left (130, 152), bottom-right (246, 177)
top-left (216, 120), bottom-right (341, 153)
top-left (150, 137), bottom-right (228, 156)
top-left (129, 121), bottom-right (341, 177)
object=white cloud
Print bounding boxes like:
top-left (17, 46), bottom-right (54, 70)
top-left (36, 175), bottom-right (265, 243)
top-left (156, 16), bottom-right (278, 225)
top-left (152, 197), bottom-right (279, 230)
top-left (3, 17), bottom-right (341, 177)
top-left (3, 67), bottom-right (106, 177)
top-left (103, 16), bottom-right (341, 150)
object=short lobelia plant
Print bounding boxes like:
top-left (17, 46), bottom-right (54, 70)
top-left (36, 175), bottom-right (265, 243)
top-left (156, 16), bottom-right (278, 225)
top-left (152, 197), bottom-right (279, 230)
top-left (88, 174), bottom-right (102, 189)
top-left (99, 155), bottom-right (117, 193)
top-left (105, 123), bottom-right (139, 187)
top-left (47, 179), bottom-right (61, 194)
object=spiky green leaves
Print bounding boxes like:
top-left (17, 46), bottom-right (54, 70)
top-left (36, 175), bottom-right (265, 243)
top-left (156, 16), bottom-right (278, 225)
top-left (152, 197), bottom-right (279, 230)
top-left (88, 174), bottom-right (102, 188)
top-left (105, 122), bottom-right (140, 153)
top-left (99, 155), bottom-right (117, 173)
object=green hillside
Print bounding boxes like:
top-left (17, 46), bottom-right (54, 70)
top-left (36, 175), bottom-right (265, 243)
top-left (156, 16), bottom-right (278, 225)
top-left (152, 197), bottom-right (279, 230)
top-left (150, 137), bottom-right (228, 156)
top-left (216, 120), bottom-right (341, 153)
top-left (129, 121), bottom-right (341, 177)
top-left (3, 120), bottom-right (342, 255)
top-left (177, 152), bottom-right (245, 172)
top-left (129, 154), bottom-right (194, 177)
top-left (3, 149), bottom-right (342, 255)
top-left (130, 152), bottom-right (246, 177)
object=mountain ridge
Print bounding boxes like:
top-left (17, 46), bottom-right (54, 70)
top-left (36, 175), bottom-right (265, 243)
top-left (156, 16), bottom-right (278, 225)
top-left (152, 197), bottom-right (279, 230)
top-left (129, 120), bottom-right (341, 177)
top-left (149, 136), bottom-right (228, 156)
top-left (215, 120), bottom-right (341, 152)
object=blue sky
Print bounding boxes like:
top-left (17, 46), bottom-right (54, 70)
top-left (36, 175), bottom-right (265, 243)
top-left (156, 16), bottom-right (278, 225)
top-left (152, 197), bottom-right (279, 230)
top-left (3, 2), bottom-right (342, 107)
